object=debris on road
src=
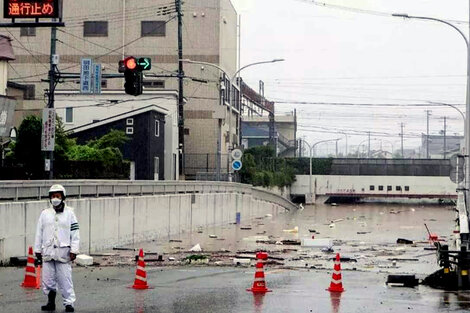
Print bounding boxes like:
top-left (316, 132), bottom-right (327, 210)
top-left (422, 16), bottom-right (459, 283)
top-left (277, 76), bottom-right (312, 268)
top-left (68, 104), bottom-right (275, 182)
top-left (169, 239), bottom-right (183, 243)
top-left (283, 226), bottom-right (299, 233)
top-left (76, 254), bottom-right (94, 266)
top-left (209, 235), bottom-right (218, 238)
top-left (240, 226), bottom-right (252, 230)
top-left (396, 238), bottom-right (414, 244)
top-left (386, 275), bottom-right (419, 287)
top-left (301, 238), bottom-right (333, 249)
top-left (233, 258), bottom-right (251, 266)
top-left (189, 244), bottom-right (202, 252)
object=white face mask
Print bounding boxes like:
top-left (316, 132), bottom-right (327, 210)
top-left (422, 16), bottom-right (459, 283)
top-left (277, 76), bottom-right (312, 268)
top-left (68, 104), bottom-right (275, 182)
top-left (51, 198), bottom-right (62, 207)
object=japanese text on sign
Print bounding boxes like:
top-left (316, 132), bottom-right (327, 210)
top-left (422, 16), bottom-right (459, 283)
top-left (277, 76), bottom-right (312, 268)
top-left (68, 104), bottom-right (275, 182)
top-left (4, 0), bottom-right (59, 19)
top-left (80, 58), bottom-right (92, 94)
top-left (41, 108), bottom-right (55, 152)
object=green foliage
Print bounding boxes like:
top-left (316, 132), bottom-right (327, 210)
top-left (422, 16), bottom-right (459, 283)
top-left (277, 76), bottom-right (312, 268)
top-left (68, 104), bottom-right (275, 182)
top-left (6, 115), bottom-right (129, 179)
top-left (240, 145), bottom-right (296, 188)
top-left (87, 129), bottom-right (129, 150)
top-left (14, 115), bottom-right (44, 178)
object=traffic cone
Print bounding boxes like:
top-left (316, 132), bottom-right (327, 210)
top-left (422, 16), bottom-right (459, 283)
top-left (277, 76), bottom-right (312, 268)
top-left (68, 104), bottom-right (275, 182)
top-left (131, 249), bottom-right (149, 290)
top-left (247, 252), bottom-right (272, 293)
top-left (327, 253), bottom-right (345, 292)
top-left (21, 247), bottom-right (38, 288)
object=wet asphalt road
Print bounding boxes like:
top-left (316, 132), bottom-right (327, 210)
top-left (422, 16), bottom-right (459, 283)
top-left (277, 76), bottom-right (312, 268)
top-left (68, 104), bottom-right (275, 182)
top-left (2, 202), bottom-right (470, 312)
top-left (1, 266), bottom-right (470, 313)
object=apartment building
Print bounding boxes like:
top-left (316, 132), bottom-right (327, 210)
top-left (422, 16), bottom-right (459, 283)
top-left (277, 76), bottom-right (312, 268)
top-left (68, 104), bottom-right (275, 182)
top-left (1, 0), bottom-right (239, 178)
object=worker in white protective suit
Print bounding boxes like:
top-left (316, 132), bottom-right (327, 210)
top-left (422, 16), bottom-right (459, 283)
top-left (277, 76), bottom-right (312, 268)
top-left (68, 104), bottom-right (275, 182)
top-left (34, 184), bottom-right (80, 312)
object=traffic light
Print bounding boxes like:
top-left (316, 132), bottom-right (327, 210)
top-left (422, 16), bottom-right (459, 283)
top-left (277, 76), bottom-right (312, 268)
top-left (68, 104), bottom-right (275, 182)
top-left (119, 56), bottom-right (143, 96)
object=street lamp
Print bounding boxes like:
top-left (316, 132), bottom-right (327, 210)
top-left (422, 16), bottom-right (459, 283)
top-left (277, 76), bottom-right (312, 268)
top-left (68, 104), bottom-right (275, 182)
top-left (180, 58), bottom-right (285, 181)
top-left (392, 12), bottom-right (470, 201)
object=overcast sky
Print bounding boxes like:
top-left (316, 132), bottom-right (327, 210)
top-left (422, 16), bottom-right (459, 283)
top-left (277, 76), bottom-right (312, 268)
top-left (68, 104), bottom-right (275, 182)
top-left (231, 0), bottom-right (468, 156)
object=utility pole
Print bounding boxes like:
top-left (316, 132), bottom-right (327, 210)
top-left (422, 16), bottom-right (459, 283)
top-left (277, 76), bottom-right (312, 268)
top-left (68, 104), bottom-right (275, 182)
top-left (426, 110), bottom-right (431, 158)
top-left (367, 131), bottom-right (371, 158)
top-left (443, 116), bottom-right (447, 159)
top-left (400, 123), bottom-right (404, 158)
top-left (176, 0), bottom-right (184, 177)
top-left (335, 139), bottom-right (338, 157)
top-left (47, 25), bottom-right (57, 179)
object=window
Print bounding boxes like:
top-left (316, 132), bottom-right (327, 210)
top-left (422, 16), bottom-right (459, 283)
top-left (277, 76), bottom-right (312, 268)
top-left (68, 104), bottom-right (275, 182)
top-left (126, 127), bottom-right (134, 135)
top-left (101, 80), bottom-right (108, 88)
top-left (396, 186), bottom-right (402, 191)
top-left (141, 21), bottom-right (166, 37)
top-left (65, 107), bottom-right (73, 123)
top-left (126, 118), bottom-right (134, 126)
top-left (369, 185), bottom-right (375, 191)
top-left (155, 120), bottom-right (160, 137)
top-left (143, 80), bottom-right (165, 89)
top-left (405, 186), bottom-right (410, 191)
top-left (387, 185), bottom-right (392, 191)
top-left (84, 21), bottom-right (108, 37)
top-left (20, 27), bottom-right (36, 37)
top-left (378, 185), bottom-right (384, 191)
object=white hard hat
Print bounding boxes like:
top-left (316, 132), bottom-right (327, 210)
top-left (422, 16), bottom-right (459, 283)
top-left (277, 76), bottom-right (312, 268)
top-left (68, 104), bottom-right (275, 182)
top-left (49, 184), bottom-right (66, 198)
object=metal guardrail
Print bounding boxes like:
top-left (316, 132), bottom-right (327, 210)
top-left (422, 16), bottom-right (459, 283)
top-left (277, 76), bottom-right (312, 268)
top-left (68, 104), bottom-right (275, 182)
top-left (0, 180), bottom-right (298, 211)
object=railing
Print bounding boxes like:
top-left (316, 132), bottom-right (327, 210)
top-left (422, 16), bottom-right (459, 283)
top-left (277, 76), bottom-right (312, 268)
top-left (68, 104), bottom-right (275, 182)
top-left (0, 180), bottom-right (298, 211)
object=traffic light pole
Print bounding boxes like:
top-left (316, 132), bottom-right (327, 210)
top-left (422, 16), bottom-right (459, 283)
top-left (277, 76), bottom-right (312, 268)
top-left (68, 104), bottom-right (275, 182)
top-left (47, 25), bottom-right (57, 180)
top-left (176, 0), bottom-right (184, 177)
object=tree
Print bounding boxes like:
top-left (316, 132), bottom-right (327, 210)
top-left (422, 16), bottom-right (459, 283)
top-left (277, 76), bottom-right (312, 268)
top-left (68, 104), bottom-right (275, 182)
top-left (14, 115), bottom-right (43, 178)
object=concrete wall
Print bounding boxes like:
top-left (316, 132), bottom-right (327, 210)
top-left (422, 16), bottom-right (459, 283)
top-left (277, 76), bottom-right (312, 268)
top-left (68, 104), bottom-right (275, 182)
top-left (0, 192), bottom-right (284, 263)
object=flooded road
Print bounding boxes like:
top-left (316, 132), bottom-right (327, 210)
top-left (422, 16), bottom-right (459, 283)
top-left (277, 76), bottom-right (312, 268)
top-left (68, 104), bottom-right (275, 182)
top-left (121, 202), bottom-right (456, 275)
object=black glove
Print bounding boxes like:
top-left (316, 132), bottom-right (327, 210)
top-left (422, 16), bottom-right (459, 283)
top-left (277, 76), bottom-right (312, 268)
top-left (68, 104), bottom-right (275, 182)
top-left (35, 253), bottom-right (42, 266)
top-left (70, 253), bottom-right (77, 261)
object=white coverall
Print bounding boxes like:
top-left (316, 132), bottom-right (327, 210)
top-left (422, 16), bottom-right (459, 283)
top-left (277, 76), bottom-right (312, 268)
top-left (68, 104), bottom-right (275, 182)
top-left (34, 206), bottom-right (80, 306)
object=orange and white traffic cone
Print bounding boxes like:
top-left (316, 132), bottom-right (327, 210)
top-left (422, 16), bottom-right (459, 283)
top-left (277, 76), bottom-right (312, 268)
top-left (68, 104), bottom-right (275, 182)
top-left (21, 246), bottom-right (39, 288)
top-left (131, 249), bottom-right (149, 290)
top-left (327, 253), bottom-right (345, 293)
top-left (247, 252), bottom-right (272, 293)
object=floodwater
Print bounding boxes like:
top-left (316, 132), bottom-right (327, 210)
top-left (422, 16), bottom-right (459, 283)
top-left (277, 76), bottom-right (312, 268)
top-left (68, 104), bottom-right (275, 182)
top-left (129, 202), bottom-right (456, 275)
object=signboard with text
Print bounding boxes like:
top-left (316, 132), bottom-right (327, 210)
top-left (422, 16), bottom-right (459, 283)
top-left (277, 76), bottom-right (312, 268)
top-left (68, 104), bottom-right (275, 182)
top-left (0, 98), bottom-right (16, 137)
top-left (4, 0), bottom-right (60, 19)
top-left (41, 108), bottom-right (55, 151)
top-left (80, 58), bottom-right (92, 94)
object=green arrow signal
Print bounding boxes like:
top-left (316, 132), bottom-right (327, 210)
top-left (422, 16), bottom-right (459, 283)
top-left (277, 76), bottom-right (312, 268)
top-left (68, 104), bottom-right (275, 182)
top-left (137, 58), bottom-right (152, 71)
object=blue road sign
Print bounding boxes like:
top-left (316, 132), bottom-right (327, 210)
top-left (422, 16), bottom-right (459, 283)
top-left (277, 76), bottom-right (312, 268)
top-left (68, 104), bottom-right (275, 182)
top-left (80, 58), bottom-right (92, 94)
top-left (232, 160), bottom-right (243, 171)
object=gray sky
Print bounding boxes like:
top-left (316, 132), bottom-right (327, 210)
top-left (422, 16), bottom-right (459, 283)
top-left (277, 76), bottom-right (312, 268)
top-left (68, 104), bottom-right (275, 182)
top-left (231, 0), bottom-right (468, 156)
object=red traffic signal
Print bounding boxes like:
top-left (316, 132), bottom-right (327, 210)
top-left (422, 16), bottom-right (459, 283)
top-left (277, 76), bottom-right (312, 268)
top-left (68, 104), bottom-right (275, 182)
top-left (125, 57), bottom-right (137, 70)
top-left (119, 57), bottom-right (138, 73)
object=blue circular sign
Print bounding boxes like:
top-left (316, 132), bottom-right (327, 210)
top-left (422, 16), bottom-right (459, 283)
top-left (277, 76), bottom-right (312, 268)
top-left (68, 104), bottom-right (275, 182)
top-left (232, 160), bottom-right (243, 171)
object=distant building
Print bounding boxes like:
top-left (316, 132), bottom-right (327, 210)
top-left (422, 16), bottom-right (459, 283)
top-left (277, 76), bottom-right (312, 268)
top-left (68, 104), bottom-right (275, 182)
top-left (421, 134), bottom-right (463, 159)
top-left (240, 80), bottom-right (297, 157)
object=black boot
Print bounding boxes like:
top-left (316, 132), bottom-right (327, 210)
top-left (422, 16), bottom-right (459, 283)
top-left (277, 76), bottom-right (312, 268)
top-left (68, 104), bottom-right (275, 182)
top-left (65, 305), bottom-right (75, 312)
top-left (41, 290), bottom-right (56, 311)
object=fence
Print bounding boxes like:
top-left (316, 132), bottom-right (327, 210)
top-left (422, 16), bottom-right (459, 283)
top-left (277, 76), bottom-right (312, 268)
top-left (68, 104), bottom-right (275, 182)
top-left (183, 153), bottom-right (231, 180)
